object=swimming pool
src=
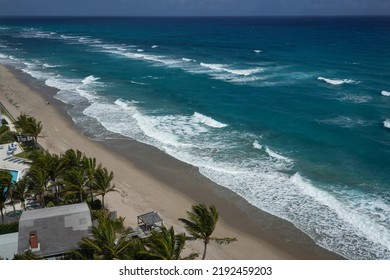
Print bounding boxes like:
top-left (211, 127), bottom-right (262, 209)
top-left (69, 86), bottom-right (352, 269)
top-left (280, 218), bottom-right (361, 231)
top-left (0, 169), bottom-right (19, 183)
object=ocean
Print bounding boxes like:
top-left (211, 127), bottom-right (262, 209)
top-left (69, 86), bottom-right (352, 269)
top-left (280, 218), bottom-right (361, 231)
top-left (0, 16), bottom-right (389, 259)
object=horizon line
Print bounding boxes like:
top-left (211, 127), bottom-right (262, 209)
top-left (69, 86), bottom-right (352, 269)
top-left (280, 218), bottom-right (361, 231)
top-left (1, 14), bottom-right (390, 18)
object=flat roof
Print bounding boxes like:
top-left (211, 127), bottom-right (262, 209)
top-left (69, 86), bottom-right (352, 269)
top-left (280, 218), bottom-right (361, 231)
top-left (0, 232), bottom-right (18, 260)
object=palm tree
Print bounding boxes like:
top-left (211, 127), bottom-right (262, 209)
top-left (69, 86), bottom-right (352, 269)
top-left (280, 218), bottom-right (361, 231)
top-left (15, 114), bottom-right (42, 149)
top-left (60, 168), bottom-right (88, 203)
top-left (13, 179), bottom-right (30, 211)
top-left (81, 156), bottom-right (100, 203)
top-left (14, 114), bottom-right (30, 131)
top-left (62, 149), bottom-right (84, 169)
top-left (0, 199), bottom-right (5, 223)
top-left (0, 171), bottom-right (13, 219)
top-left (179, 203), bottom-right (237, 260)
top-left (139, 226), bottom-right (197, 260)
top-left (26, 167), bottom-right (50, 207)
top-left (92, 167), bottom-right (116, 208)
top-left (75, 213), bottom-right (137, 260)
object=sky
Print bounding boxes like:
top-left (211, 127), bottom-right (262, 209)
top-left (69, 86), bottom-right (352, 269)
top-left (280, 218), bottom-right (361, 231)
top-left (0, 0), bottom-right (389, 17)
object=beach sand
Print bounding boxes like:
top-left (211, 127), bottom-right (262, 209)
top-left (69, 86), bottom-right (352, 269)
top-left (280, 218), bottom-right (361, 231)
top-left (0, 64), bottom-right (342, 259)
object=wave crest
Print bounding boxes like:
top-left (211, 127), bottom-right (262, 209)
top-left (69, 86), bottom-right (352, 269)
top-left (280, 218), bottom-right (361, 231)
top-left (192, 112), bottom-right (228, 128)
top-left (318, 77), bottom-right (357, 85)
top-left (384, 119), bottom-right (390, 129)
top-left (381, 91), bottom-right (390, 97)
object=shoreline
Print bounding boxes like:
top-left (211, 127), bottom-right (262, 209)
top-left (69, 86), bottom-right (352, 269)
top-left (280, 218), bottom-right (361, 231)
top-left (0, 64), bottom-right (342, 259)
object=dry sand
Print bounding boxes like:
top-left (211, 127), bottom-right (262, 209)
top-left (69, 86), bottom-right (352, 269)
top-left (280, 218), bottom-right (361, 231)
top-left (0, 64), bottom-right (342, 259)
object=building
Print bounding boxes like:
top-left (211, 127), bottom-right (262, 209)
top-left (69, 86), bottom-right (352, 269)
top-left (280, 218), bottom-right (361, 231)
top-left (17, 203), bottom-right (92, 259)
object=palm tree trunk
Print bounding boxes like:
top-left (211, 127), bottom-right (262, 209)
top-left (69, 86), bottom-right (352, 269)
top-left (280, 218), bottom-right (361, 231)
top-left (202, 240), bottom-right (208, 260)
top-left (0, 209), bottom-right (4, 223)
top-left (102, 194), bottom-right (105, 209)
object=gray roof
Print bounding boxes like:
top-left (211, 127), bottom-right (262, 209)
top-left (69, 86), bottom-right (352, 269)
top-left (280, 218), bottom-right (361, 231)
top-left (18, 203), bottom-right (92, 257)
top-left (0, 233), bottom-right (18, 260)
top-left (137, 211), bottom-right (163, 227)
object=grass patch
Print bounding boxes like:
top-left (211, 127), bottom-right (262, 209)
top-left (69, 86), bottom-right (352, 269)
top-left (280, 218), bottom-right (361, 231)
top-left (13, 150), bottom-right (32, 159)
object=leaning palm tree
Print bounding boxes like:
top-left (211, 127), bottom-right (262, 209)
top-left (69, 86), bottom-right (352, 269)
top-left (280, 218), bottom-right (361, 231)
top-left (14, 113), bottom-right (30, 132)
top-left (60, 168), bottom-right (88, 203)
top-left (139, 226), bottom-right (198, 260)
top-left (26, 167), bottom-right (50, 207)
top-left (75, 213), bottom-right (136, 260)
top-left (15, 114), bottom-right (42, 149)
top-left (92, 167), bottom-right (116, 208)
top-left (179, 203), bottom-right (237, 260)
top-left (81, 156), bottom-right (100, 202)
top-left (13, 179), bottom-right (30, 211)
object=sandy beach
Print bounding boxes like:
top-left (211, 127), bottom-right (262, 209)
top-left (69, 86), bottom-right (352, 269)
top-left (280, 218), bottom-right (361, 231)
top-left (0, 64), bottom-right (342, 259)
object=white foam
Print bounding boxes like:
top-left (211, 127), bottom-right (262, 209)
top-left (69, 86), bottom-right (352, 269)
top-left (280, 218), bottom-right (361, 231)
top-left (151, 45), bottom-right (159, 48)
top-left (381, 91), bottom-right (390, 97)
top-left (254, 50), bottom-right (262, 53)
top-left (182, 57), bottom-right (195, 62)
top-left (318, 77), bottom-right (357, 85)
top-left (200, 62), bottom-right (227, 71)
top-left (384, 119), bottom-right (390, 129)
top-left (224, 67), bottom-right (262, 76)
top-left (200, 62), bottom-right (261, 76)
top-left (265, 147), bottom-right (292, 162)
top-left (130, 80), bottom-right (148, 86)
top-left (339, 94), bottom-right (372, 104)
top-left (43, 63), bottom-right (61, 68)
top-left (291, 173), bottom-right (390, 253)
top-left (253, 140), bottom-right (262, 150)
top-left (82, 75), bottom-right (100, 85)
top-left (192, 112), bottom-right (228, 128)
top-left (137, 49), bottom-right (144, 52)
top-left (318, 116), bottom-right (372, 128)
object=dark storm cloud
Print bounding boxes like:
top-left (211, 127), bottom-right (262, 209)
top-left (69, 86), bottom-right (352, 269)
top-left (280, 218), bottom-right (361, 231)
top-left (0, 0), bottom-right (389, 16)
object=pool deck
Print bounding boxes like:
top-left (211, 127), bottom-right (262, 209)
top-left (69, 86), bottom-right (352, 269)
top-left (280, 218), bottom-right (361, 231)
top-left (0, 142), bottom-right (30, 179)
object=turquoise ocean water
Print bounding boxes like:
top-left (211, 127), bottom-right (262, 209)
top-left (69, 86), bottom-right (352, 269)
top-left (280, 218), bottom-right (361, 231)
top-left (1, 17), bottom-right (389, 259)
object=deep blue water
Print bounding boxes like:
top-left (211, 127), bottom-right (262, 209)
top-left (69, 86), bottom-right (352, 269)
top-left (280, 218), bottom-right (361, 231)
top-left (1, 17), bottom-right (390, 259)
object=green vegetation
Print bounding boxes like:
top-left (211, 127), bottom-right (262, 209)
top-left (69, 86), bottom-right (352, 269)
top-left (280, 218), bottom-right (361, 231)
top-left (65, 203), bottom-right (235, 260)
top-left (0, 221), bottom-right (19, 235)
top-left (67, 212), bottom-right (199, 260)
top-left (1, 112), bottom-right (236, 260)
top-left (18, 148), bottom-right (117, 209)
top-left (13, 250), bottom-right (43, 260)
top-left (15, 114), bottom-right (42, 149)
top-left (0, 170), bottom-right (13, 223)
top-left (179, 203), bottom-right (237, 260)
top-left (0, 125), bottom-right (15, 144)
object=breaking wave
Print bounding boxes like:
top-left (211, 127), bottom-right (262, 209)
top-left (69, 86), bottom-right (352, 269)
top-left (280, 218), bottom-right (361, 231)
top-left (318, 77), bottom-right (358, 85)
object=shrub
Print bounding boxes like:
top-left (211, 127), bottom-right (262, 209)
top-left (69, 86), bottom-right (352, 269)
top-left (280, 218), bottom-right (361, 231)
top-left (0, 131), bottom-right (16, 144)
top-left (0, 125), bottom-right (10, 135)
top-left (0, 221), bottom-right (19, 235)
